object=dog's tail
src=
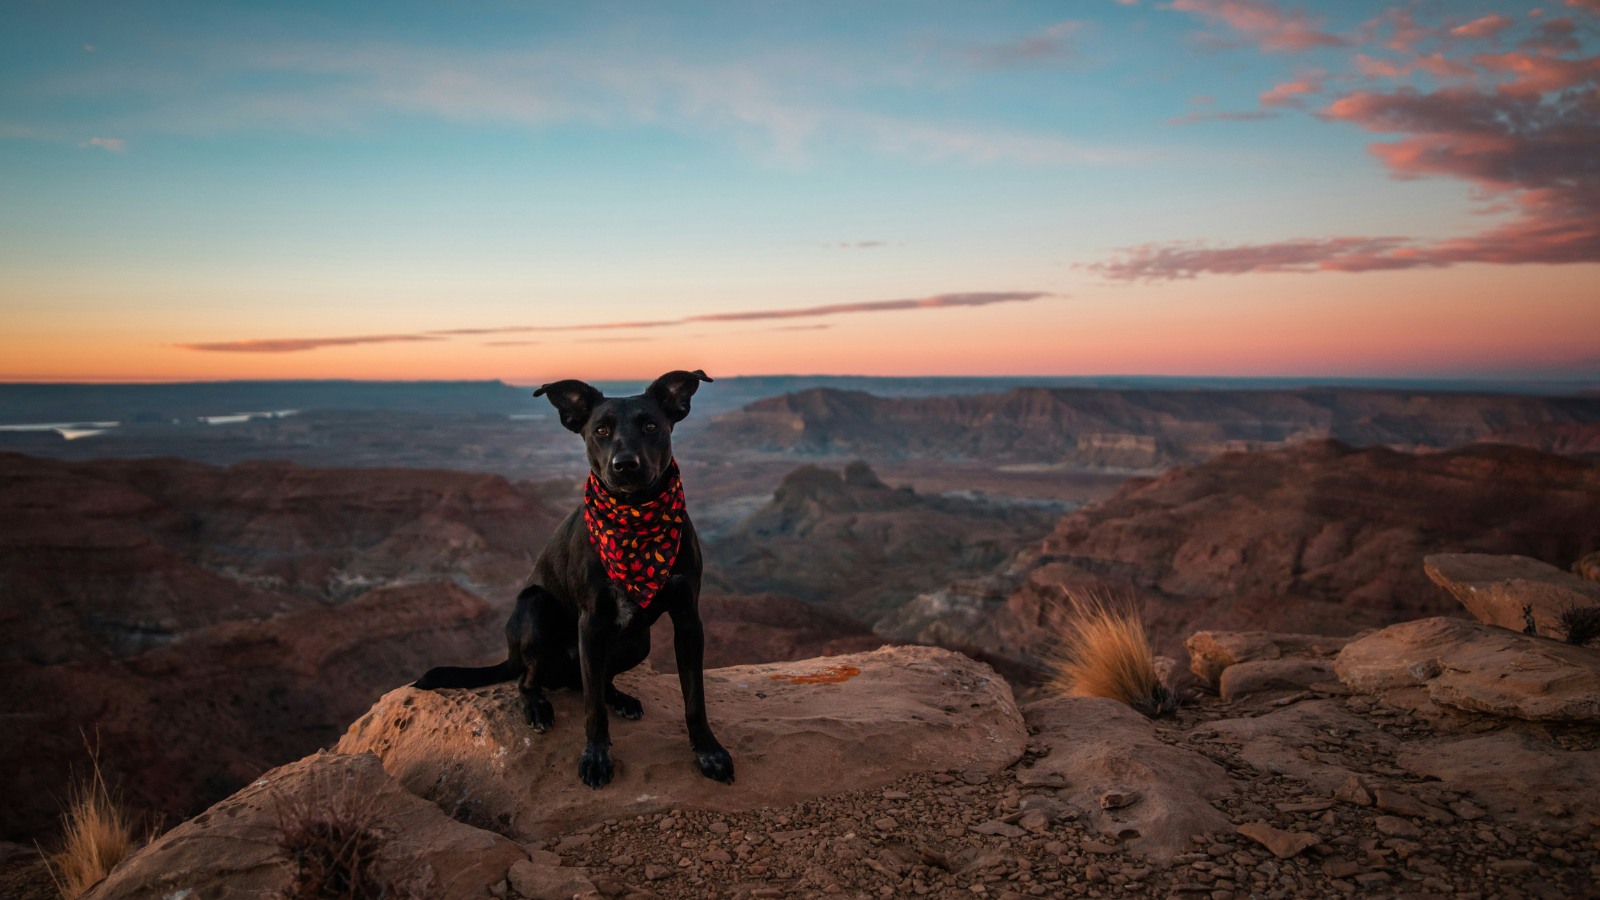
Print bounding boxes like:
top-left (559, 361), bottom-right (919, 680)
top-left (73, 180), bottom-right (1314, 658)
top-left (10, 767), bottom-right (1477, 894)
top-left (413, 658), bottom-right (521, 690)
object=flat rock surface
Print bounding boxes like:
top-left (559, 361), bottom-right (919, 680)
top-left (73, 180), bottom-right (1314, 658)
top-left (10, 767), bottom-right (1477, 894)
top-left (87, 751), bottom-right (526, 900)
top-left (1190, 700), bottom-right (1398, 794)
top-left (1021, 697), bottom-right (1235, 863)
top-left (1335, 616), bottom-right (1600, 722)
top-left (1396, 731), bottom-right (1600, 829)
top-left (1425, 552), bottom-right (1600, 636)
top-left (336, 645), bottom-right (1026, 839)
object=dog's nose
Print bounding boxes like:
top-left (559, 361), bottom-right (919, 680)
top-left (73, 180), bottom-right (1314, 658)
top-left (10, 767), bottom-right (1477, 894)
top-left (611, 454), bottom-right (641, 473)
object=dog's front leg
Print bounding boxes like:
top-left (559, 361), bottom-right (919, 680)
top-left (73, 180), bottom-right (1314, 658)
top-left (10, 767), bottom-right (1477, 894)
top-left (576, 609), bottom-right (615, 788)
top-left (669, 606), bottom-right (735, 783)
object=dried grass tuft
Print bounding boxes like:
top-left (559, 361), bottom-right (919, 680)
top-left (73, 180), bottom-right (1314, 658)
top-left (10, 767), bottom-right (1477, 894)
top-left (1559, 604), bottom-right (1600, 647)
top-left (43, 752), bottom-right (137, 898)
top-left (274, 773), bottom-right (417, 900)
top-left (1046, 592), bottom-right (1177, 717)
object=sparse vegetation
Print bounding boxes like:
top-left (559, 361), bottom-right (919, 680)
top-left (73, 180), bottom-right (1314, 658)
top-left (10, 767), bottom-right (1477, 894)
top-left (274, 777), bottom-right (416, 900)
top-left (1559, 604), bottom-right (1600, 647)
top-left (43, 751), bottom-right (137, 899)
top-left (1046, 592), bottom-right (1177, 717)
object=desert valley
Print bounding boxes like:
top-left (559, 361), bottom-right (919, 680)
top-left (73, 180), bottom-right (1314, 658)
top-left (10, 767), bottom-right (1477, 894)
top-left (3, 377), bottom-right (1600, 898)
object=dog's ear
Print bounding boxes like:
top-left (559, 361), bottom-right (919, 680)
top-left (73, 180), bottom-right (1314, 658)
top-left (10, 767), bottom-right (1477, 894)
top-left (646, 369), bottom-right (713, 423)
top-left (533, 379), bottom-right (604, 433)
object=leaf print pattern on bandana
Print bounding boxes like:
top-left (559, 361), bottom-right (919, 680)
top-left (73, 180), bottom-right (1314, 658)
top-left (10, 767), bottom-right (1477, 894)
top-left (583, 460), bottom-right (686, 608)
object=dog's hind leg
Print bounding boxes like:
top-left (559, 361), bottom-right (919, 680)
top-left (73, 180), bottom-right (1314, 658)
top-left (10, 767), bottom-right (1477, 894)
top-left (511, 585), bottom-right (571, 733)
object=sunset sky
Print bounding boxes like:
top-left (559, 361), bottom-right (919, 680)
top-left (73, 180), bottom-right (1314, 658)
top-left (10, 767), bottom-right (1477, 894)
top-left (2, 1), bottom-right (1597, 383)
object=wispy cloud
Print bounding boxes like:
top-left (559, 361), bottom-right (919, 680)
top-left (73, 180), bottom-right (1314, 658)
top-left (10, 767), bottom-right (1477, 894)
top-left (823, 240), bottom-right (887, 249)
top-left (1450, 15), bottom-right (1515, 40)
top-left (184, 292), bottom-right (1051, 352)
top-left (955, 21), bottom-right (1085, 68)
top-left (82, 136), bottom-right (125, 152)
top-left (1167, 109), bottom-right (1279, 125)
top-left (177, 334), bottom-right (444, 353)
top-left (1259, 72), bottom-right (1323, 108)
top-left (1168, 0), bottom-right (1347, 53)
top-left (15, 35), bottom-right (1140, 170)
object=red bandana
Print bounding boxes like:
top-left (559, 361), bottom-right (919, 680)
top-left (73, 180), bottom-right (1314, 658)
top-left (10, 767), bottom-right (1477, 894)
top-left (583, 461), bottom-right (687, 608)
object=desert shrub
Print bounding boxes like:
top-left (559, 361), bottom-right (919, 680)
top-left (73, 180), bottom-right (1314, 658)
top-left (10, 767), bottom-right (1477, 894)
top-left (1046, 592), bottom-right (1177, 717)
top-left (44, 754), bottom-right (137, 898)
top-left (1559, 604), bottom-right (1600, 647)
top-left (274, 777), bottom-right (417, 900)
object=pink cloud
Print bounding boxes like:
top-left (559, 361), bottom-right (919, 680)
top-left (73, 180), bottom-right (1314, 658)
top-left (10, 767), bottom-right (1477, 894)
top-left (1522, 17), bottom-right (1580, 54)
top-left (1450, 15), bottom-right (1515, 39)
top-left (1259, 74), bottom-right (1323, 107)
top-left (187, 293), bottom-right (1051, 352)
top-left (1169, 0), bottom-right (1346, 53)
top-left (1472, 51), bottom-right (1600, 95)
top-left (1354, 53), bottom-right (1474, 80)
top-left (178, 334), bottom-right (444, 353)
top-left (1091, 31), bottom-right (1600, 281)
top-left (1566, 0), bottom-right (1600, 12)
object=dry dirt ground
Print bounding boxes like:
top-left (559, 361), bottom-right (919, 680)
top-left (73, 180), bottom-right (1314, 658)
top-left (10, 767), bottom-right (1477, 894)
top-left (532, 690), bottom-right (1599, 900)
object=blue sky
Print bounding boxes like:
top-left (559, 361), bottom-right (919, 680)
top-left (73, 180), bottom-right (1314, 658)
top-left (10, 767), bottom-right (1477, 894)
top-left (2, 1), bottom-right (1597, 381)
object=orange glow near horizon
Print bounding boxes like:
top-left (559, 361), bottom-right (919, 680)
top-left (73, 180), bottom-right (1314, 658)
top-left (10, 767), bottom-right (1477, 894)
top-left (4, 262), bottom-right (1596, 384)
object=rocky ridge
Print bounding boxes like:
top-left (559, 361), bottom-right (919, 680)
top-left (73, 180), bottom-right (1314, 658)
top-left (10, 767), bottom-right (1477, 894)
top-left (704, 386), bottom-right (1600, 468)
top-left (882, 440), bottom-right (1600, 670)
top-left (69, 554), bottom-right (1600, 899)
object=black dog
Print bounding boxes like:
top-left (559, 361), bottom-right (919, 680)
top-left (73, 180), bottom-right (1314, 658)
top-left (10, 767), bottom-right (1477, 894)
top-left (414, 369), bottom-right (733, 789)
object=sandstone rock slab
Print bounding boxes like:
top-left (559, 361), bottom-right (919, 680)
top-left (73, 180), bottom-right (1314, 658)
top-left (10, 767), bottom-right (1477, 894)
top-left (1186, 631), bottom-right (1351, 686)
top-left (1396, 731), bottom-right (1600, 829)
top-left (1335, 616), bottom-right (1600, 722)
top-left (1219, 657), bottom-right (1337, 701)
top-left (1190, 700), bottom-right (1396, 794)
top-left (88, 751), bottom-right (526, 900)
top-left (1021, 696), bottom-right (1235, 863)
top-left (337, 645), bottom-right (1025, 840)
top-left (1425, 553), bottom-right (1600, 636)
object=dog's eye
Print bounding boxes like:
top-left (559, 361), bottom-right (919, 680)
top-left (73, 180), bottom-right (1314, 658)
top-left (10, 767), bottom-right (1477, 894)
top-left (642, 422), bottom-right (658, 434)
top-left (594, 426), bottom-right (611, 438)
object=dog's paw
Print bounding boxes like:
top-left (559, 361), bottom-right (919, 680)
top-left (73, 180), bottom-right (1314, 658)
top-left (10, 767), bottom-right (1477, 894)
top-left (695, 746), bottom-right (735, 784)
top-left (606, 687), bottom-right (644, 720)
top-left (579, 743), bottom-right (614, 789)
top-left (523, 696), bottom-right (554, 733)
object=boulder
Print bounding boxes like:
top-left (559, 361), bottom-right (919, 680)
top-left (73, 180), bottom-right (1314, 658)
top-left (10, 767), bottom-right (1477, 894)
top-left (1576, 550), bottom-right (1600, 583)
top-left (337, 646), bottom-right (1025, 839)
top-left (1021, 696), bottom-right (1235, 863)
top-left (1424, 553), bottom-right (1600, 636)
top-left (1334, 617), bottom-right (1600, 722)
top-left (1218, 658), bottom-right (1337, 701)
top-left (88, 751), bottom-right (526, 900)
top-left (1186, 631), bottom-right (1350, 686)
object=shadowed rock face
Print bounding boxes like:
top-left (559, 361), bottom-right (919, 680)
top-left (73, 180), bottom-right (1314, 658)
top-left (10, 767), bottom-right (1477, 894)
top-left (0, 452), bottom-right (570, 842)
top-left (883, 440), bottom-right (1600, 671)
top-left (706, 461), bottom-right (1061, 624)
